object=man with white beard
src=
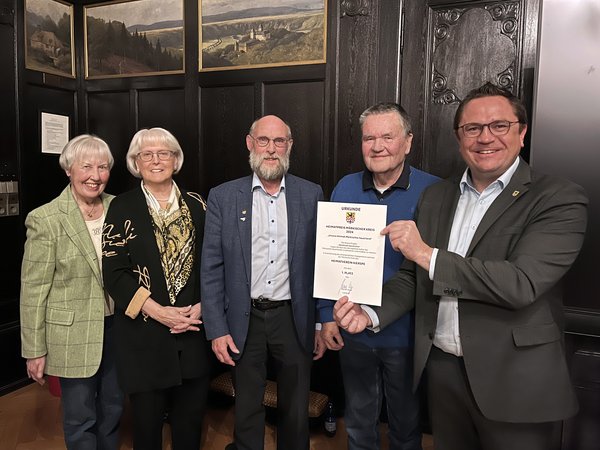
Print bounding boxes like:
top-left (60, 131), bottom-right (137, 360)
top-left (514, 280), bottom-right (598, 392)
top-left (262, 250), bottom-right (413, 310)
top-left (201, 115), bottom-right (326, 450)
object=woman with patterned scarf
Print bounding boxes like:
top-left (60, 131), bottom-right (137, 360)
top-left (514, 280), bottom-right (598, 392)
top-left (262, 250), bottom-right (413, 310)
top-left (103, 127), bottom-right (211, 450)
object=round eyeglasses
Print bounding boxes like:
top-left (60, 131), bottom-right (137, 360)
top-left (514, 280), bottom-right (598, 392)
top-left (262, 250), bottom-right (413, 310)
top-left (250, 135), bottom-right (291, 148)
top-left (136, 150), bottom-right (175, 162)
top-left (457, 120), bottom-right (520, 138)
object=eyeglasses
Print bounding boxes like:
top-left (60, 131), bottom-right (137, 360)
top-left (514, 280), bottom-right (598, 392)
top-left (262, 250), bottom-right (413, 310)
top-left (136, 150), bottom-right (175, 162)
top-left (249, 135), bottom-right (291, 148)
top-left (457, 120), bottom-right (520, 138)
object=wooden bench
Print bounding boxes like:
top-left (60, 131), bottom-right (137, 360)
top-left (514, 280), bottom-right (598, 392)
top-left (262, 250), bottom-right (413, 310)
top-left (210, 372), bottom-right (329, 418)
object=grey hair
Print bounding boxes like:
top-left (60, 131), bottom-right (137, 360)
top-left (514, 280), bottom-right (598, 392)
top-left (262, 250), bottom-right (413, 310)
top-left (125, 128), bottom-right (184, 178)
top-left (59, 134), bottom-right (114, 172)
top-left (358, 103), bottom-right (413, 136)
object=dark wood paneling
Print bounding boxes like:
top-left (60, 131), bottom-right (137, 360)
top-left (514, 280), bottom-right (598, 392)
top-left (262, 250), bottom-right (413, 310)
top-left (21, 85), bottom-right (76, 212)
top-left (87, 91), bottom-right (134, 195)
top-left (200, 85), bottom-right (255, 194)
top-left (0, 0), bottom-right (20, 304)
top-left (264, 81), bottom-right (325, 185)
top-left (0, 325), bottom-right (28, 394)
top-left (401, 0), bottom-right (538, 179)
top-left (137, 88), bottom-right (196, 190)
top-left (564, 330), bottom-right (600, 450)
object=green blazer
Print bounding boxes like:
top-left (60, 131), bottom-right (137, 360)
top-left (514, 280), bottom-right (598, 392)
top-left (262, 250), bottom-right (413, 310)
top-left (20, 185), bottom-right (114, 378)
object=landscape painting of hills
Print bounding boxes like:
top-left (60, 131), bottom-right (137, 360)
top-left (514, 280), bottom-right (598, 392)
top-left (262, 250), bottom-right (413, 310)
top-left (25, 0), bottom-right (74, 78)
top-left (85, 0), bottom-right (184, 78)
top-left (200, 0), bottom-right (326, 71)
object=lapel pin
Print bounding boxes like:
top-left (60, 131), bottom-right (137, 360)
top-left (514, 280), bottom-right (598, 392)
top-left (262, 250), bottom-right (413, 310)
top-left (240, 217), bottom-right (246, 221)
top-left (242, 210), bottom-right (247, 215)
top-left (512, 190), bottom-right (520, 197)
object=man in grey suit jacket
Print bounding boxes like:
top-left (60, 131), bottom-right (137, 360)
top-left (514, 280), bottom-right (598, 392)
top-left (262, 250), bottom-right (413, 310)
top-left (201, 115), bottom-right (325, 450)
top-left (334, 83), bottom-right (588, 450)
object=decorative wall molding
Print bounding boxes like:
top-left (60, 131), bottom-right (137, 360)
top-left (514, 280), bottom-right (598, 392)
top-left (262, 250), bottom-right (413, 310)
top-left (432, 69), bottom-right (460, 105)
top-left (430, 1), bottom-right (521, 103)
top-left (340, 0), bottom-right (371, 17)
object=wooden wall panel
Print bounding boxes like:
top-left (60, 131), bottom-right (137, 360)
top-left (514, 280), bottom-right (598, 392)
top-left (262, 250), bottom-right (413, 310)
top-left (400, 0), bottom-right (538, 179)
top-left (334, 0), bottom-right (403, 186)
top-left (87, 91), bottom-right (134, 195)
top-left (200, 85), bottom-right (255, 195)
top-left (137, 89), bottom-right (198, 191)
top-left (20, 85), bottom-right (76, 211)
top-left (264, 81), bottom-right (325, 186)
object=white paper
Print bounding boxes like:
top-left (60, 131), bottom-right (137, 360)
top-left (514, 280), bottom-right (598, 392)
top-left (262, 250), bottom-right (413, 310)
top-left (41, 112), bottom-right (69, 154)
top-left (313, 201), bottom-right (387, 306)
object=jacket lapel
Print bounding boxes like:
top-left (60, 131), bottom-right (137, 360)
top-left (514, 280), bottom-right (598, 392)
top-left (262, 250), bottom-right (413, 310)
top-left (285, 175), bottom-right (300, 265)
top-left (237, 177), bottom-right (254, 285)
top-left (58, 186), bottom-right (102, 285)
top-left (467, 159), bottom-right (531, 255)
top-left (435, 180), bottom-right (461, 250)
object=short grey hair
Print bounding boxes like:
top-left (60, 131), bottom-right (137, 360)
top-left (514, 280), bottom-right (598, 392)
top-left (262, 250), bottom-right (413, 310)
top-left (125, 128), bottom-right (184, 178)
top-left (358, 103), bottom-right (413, 136)
top-left (59, 134), bottom-right (114, 172)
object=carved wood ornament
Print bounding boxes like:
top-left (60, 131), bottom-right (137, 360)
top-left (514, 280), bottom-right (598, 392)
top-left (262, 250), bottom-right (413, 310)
top-left (341, 0), bottom-right (371, 17)
top-left (431, 1), bottom-right (521, 104)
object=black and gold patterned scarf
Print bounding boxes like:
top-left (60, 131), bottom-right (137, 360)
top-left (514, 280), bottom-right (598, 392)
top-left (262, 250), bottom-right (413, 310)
top-left (148, 188), bottom-right (195, 305)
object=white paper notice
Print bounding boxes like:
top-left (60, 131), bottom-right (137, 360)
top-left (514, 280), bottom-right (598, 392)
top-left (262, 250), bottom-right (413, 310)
top-left (41, 112), bottom-right (69, 154)
top-left (313, 201), bottom-right (387, 306)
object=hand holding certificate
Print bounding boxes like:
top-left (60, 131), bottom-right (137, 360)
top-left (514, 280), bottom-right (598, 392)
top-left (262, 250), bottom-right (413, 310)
top-left (313, 201), bottom-right (387, 306)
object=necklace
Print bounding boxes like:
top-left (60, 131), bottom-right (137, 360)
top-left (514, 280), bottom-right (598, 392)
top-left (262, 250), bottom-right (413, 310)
top-left (76, 198), bottom-right (99, 218)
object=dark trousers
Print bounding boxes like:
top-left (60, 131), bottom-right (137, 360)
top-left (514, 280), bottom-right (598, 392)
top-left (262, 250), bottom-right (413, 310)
top-left (427, 345), bottom-right (560, 450)
top-left (232, 302), bottom-right (313, 450)
top-left (60, 317), bottom-right (124, 450)
top-left (340, 339), bottom-right (421, 450)
top-left (129, 375), bottom-right (209, 450)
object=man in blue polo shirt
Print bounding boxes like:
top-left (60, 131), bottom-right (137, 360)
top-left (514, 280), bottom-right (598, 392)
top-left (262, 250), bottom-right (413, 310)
top-left (318, 103), bottom-right (439, 450)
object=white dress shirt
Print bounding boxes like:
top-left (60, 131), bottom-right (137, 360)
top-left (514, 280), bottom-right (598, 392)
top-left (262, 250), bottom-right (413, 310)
top-left (250, 173), bottom-right (291, 301)
top-left (430, 157), bottom-right (520, 355)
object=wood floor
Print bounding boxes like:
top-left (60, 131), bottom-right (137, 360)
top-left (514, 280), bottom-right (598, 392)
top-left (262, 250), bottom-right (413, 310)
top-left (0, 383), bottom-right (434, 449)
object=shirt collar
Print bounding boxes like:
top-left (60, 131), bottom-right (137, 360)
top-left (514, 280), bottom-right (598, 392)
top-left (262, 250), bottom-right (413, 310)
top-left (460, 157), bottom-right (521, 194)
top-left (252, 173), bottom-right (286, 195)
top-left (362, 165), bottom-right (411, 193)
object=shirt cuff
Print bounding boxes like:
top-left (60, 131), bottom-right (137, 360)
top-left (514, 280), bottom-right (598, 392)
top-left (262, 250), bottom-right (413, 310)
top-left (315, 322), bottom-right (322, 331)
top-left (361, 305), bottom-right (381, 333)
top-left (125, 287), bottom-right (152, 319)
top-left (429, 248), bottom-right (439, 280)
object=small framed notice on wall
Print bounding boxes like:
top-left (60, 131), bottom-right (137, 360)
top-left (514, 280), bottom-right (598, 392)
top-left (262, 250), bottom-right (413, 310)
top-left (41, 112), bottom-right (69, 154)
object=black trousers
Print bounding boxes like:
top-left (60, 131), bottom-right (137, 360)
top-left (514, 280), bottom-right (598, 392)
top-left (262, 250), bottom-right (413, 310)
top-left (232, 302), bottom-right (313, 450)
top-left (129, 375), bottom-right (209, 450)
top-left (427, 345), bottom-right (560, 450)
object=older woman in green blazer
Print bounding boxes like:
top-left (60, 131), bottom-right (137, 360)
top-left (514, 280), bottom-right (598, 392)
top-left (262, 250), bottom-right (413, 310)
top-left (20, 134), bottom-right (124, 450)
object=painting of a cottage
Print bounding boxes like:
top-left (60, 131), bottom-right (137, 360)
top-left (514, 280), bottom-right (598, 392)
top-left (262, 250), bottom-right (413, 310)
top-left (25, 0), bottom-right (74, 78)
top-left (85, 0), bottom-right (184, 78)
top-left (200, 0), bottom-right (327, 71)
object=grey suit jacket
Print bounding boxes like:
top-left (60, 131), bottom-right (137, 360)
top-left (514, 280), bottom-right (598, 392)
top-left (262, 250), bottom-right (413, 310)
top-left (20, 185), bottom-right (113, 378)
top-left (201, 174), bottom-right (323, 356)
top-left (377, 159), bottom-right (588, 423)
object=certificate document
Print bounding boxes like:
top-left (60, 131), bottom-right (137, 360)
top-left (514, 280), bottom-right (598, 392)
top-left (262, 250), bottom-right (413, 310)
top-left (313, 201), bottom-right (387, 306)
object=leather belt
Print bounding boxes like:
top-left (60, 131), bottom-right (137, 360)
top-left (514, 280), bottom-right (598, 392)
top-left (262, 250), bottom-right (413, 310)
top-left (251, 296), bottom-right (291, 311)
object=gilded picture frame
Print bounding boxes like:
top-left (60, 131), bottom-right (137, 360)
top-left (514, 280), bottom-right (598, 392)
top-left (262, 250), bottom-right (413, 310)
top-left (84, 0), bottom-right (185, 79)
top-left (199, 0), bottom-right (327, 72)
top-left (25, 0), bottom-right (75, 78)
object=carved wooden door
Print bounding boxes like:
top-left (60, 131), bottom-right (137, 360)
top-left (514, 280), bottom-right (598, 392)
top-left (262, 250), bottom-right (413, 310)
top-left (400, 0), bottom-right (540, 178)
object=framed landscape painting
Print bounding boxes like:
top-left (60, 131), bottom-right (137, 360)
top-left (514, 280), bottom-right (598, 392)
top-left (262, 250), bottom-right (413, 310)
top-left (199, 0), bottom-right (327, 71)
top-left (25, 0), bottom-right (75, 78)
top-left (85, 0), bottom-right (184, 78)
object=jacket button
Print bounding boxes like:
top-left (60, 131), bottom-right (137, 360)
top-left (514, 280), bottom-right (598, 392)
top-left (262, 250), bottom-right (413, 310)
top-left (244, 312), bottom-right (249, 316)
top-left (428, 332), bottom-right (434, 340)
top-left (443, 288), bottom-right (450, 294)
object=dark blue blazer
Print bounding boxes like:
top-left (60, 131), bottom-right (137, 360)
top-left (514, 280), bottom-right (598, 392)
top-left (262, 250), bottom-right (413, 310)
top-left (201, 174), bottom-right (324, 357)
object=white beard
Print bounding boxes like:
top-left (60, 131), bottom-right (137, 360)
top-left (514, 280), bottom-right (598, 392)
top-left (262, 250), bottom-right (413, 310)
top-left (249, 149), bottom-right (290, 181)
